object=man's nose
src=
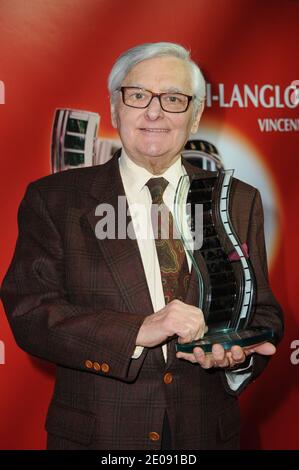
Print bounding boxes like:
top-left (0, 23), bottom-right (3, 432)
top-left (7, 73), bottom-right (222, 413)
top-left (145, 96), bottom-right (163, 119)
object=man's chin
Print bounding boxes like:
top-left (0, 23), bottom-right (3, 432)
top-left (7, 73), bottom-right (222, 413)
top-left (125, 145), bottom-right (181, 166)
top-left (137, 144), bottom-right (174, 160)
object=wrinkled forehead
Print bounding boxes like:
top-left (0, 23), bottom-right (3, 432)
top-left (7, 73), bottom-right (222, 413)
top-left (122, 56), bottom-right (193, 93)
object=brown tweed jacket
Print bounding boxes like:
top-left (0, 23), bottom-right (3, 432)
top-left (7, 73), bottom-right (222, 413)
top-left (1, 152), bottom-right (283, 450)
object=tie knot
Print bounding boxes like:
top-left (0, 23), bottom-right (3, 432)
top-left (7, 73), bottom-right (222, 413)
top-left (146, 177), bottom-right (169, 204)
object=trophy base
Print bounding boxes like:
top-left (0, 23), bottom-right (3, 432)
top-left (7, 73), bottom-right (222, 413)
top-left (175, 327), bottom-right (276, 354)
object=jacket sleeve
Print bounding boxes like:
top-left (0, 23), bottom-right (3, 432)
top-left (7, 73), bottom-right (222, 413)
top-left (222, 188), bottom-right (284, 395)
top-left (0, 183), bottom-right (148, 382)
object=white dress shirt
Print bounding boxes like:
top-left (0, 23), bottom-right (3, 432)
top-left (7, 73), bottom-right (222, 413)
top-left (119, 149), bottom-right (252, 390)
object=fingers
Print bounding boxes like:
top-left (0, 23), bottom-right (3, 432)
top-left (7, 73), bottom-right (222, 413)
top-left (176, 347), bottom-right (220, 368)
top-left (164, 300), bottom-right (206, 343)
top-left (177, 340), bottom-right (277, 368)
top-left (177, 344), bottom-right (248, 369)
top-left (175, 351), bottom-right (198, 363)
top-left (194, 347), bottom-right (218, 368)
top-left (230, 345), bottom-right (247, 364)
top-left (250, 342), bottom-right (276, 355)
top-left (212, 344), bottom-right (232, 368)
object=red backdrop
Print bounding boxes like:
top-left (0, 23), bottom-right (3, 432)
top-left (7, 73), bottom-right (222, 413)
top-left (0, 0), bottom-right (298, 449)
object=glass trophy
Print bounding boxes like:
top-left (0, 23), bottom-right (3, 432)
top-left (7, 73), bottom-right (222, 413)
top-left (174, 171), bottom-right (275, 354)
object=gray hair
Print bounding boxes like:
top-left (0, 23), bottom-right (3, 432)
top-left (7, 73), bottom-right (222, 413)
top-left (108, 42), bottom-right (206, 116)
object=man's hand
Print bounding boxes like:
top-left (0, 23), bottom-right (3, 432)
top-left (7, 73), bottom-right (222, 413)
top-left (136, 299), bottom-right (206, 348)
top-left (176, 342), bottom-right (276, 368)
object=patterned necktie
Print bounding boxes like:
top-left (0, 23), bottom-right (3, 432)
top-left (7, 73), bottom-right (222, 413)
top-left (146, 177), bottom-right (190, 304)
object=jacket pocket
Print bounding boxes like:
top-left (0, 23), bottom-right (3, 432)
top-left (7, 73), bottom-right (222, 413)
top-left (45, 401), bottom-right (96, 446)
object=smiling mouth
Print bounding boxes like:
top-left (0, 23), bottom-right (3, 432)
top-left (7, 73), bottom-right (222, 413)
top-left (139, 128), bottom-right (170, 133)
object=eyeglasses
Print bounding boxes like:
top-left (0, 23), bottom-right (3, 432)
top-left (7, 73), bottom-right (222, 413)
top-left (119, 86), bottom-right (193, 113)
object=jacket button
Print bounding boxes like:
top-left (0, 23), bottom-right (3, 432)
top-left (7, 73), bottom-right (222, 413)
top-left (101, 362), bottom-right (110, 373)
top-left (164, 372), bottom-right (173, 384)
top-left (149, 431), bottom-right (160, 442)
top-left (85, 360), bottom-right (93, 369)
top-left (93, 362), bottom-right (101, 372)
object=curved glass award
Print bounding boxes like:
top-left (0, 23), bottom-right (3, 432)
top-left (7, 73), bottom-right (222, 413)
top-left (174, 171), bottom-right (275, 354)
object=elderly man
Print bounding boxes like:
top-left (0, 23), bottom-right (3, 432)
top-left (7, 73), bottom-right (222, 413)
top-left (1, 42), bottom-right (283, 450)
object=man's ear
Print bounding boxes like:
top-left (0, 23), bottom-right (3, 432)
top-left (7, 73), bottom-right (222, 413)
top-left (110, 100), bottom-right (118, 129)
top-left (190, 102), bottom-right (204, 134)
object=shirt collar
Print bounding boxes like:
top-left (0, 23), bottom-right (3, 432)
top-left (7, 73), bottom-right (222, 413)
top-left (119, 149), bottom-right (186, 195)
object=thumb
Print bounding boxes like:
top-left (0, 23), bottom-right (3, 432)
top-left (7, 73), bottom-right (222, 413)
top-left (251, 342), bottom-right (276, 356)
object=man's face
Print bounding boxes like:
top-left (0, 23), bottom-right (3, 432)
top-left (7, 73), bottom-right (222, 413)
top-left (111, 56), bottom-right (202, 169)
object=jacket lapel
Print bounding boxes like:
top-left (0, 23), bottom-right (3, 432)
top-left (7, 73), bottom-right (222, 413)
top-left (84, 152), bottom-right (153, 316)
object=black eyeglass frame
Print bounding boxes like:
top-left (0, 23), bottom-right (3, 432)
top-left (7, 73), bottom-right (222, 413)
top-left (119, 86), bottom-right (194, 113)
